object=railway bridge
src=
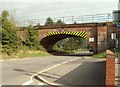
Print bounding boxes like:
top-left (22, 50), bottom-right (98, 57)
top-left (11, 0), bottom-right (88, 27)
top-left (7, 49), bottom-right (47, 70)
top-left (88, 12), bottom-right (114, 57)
top-left (19, 22), bottom-right (116, 54)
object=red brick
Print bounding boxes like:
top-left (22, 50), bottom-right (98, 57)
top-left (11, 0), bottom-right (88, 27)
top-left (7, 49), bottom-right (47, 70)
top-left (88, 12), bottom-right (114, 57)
top-left (106, 50), bottom-right (115, 86)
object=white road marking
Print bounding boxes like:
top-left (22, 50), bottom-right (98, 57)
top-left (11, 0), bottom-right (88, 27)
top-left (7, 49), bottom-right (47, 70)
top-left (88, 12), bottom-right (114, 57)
top-left (33, 82), bottom-right (44, 87)
top-left (62, 61), bottom-right (67, 63)
top-left (36, 75), bottom-right (62, 86)
top-left (0, 60), bottom-right (4, 62)
top-left (22, 80), bottom-right (33, 85)
top-left (21, 57), bottom-right (81, 85)
top-left (38, 82), bottom-right (44, 85)
top-left (69, 58), bottom-right (78, 62)
top-left (35, 58), bottom-right (80, 75)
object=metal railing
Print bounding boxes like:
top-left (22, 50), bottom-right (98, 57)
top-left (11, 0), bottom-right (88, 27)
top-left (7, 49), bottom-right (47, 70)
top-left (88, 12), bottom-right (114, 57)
top-left (16, 13), bottom-right (113, 27)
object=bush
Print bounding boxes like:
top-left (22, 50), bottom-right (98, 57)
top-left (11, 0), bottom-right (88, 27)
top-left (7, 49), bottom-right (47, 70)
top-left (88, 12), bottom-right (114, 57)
top-left (1, 10), bottom-right (21, 56)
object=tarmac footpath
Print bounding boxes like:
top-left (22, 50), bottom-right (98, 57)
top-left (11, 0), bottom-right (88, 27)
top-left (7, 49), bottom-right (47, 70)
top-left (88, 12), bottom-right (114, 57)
top-left (35, 57), bottom-right (106, 87)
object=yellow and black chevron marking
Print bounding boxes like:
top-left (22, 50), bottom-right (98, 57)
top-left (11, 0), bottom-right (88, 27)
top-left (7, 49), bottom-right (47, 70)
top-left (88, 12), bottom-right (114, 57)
top-left (45, 31), bottom-right (87, 39)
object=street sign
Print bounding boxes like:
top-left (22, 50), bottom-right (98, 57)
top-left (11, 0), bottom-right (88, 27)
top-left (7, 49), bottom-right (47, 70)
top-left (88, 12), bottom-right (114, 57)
top-left (89, 38), bottom-right (94, 42)
top-left (111, 33), bottom-right (116, 40)
top-left (113, 10), bottom-right (120, 22)
top-left (117, 23), bottom-right (120, 28)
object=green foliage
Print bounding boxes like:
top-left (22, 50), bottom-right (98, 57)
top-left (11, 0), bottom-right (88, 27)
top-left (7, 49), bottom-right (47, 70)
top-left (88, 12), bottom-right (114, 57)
top-left (55, 19), bottom-right (65, 25)
top-left (45, 17), bottom-right (66, 26)
top-left (109, 48), bottom-right (118, 57)
top-left (0, 27), bottom-right (2, 44)
top-left (18, 51), bottom-right (50, 58)
top-left (25, 25), bottom-right (40, 50)
top-left (53, 37), bottom-right (87, 52)
top-left (92, 51), bottom-right (106, 58)
top-left (45, 17), bottom-right (54, 26)
top-left (1, 10), bottom-right (48, 58)
top-left (1, 10), bottom-right (21, 56)
top-left (73, 21), bottom-right (77, 24)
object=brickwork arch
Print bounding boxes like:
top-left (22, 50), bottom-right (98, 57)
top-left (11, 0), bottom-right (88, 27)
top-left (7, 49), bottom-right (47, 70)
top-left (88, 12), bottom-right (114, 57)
top-left (40, 33), bottom-right (87, 52)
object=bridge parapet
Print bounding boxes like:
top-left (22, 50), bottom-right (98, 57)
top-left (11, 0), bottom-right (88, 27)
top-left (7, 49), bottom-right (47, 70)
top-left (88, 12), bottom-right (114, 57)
top-left (34, 22), bottom-right (107, 29)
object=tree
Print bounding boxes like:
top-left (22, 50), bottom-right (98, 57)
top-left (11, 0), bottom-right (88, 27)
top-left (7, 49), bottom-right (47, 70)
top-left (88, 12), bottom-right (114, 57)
top-left (25, 25), bottom-right (40, 50)
top-left (0, 27), bottom-right (2, 51)
top-left (0, 16), bottom-right (2, 44)
top-left (0, 16), bottom-right (1, 27)
top-left (1, 10), bottom-right (21, 56)
top-left (54, 37), bottom-right (87, 52)
top-left (55, 19), bottom-right (65, 25)
top-left (73, 21), bottom-right (77, 24)
top-left (45, 17), bottom-right (54, 26)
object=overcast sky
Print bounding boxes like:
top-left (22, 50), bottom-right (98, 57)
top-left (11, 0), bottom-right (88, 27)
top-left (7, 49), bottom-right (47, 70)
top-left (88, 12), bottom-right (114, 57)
top-left (0, 0), bottom-right (118, 25)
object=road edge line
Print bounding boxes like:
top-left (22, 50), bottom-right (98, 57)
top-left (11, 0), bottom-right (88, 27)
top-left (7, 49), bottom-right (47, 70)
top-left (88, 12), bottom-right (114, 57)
top-left (21, 80), bottom-right (33, 85)
top-left (21, 57), bottom-right (81, 85)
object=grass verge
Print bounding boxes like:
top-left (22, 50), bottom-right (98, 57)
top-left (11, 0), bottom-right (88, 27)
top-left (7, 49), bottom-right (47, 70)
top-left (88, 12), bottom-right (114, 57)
top-left (18, 51), bottom-right (51, 58)
top-left (92, 51), bottom-right (106, 58)
top-left (2, 50), bottom-right (51, 60)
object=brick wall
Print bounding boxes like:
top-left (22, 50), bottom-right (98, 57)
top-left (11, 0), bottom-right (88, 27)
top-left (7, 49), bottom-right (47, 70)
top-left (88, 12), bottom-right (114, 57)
top-left (106, 50), bottom-right (115, 87)
top-left (97, 25), bottom-right (107, 53)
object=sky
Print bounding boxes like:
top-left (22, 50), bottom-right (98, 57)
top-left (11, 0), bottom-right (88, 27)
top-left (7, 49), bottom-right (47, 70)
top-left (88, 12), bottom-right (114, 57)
top-left (0, 0), bottom-right (118, 26)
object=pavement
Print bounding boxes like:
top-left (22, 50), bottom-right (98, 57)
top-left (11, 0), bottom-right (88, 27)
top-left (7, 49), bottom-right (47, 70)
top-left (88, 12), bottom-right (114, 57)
top-left (35, 57), bottom-right (106, 87)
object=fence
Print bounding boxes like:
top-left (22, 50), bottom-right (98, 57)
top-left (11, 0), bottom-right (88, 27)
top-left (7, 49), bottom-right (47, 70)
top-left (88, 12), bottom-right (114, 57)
top-left (16, 13), bottom-right (113, 27)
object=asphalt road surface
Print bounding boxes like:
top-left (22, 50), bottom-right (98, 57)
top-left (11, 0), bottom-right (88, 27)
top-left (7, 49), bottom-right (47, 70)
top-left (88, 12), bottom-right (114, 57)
top-left (1, 55), bottom-right (106, 86)
top-left (2, 56), bottom-right (78, 85)
top-left (55, 59), bottom-right (106, 86)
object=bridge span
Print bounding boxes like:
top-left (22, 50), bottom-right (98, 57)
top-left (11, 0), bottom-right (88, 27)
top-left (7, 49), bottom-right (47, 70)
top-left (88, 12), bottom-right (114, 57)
top-left (18, 22), bottom-right (117, 54)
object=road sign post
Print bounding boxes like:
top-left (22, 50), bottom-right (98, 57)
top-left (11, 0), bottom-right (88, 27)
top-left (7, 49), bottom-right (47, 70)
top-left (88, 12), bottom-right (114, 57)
top-left (113, 9), bottom-right (120, 64)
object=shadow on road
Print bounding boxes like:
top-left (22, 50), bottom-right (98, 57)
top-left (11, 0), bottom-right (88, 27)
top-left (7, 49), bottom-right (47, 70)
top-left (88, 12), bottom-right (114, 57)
top-left (13, 69), bottom-right (36, 76)
top-left (49, 50), bottom-right (93, 57)
top-left (55, 61), bottom-right (106, 87)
